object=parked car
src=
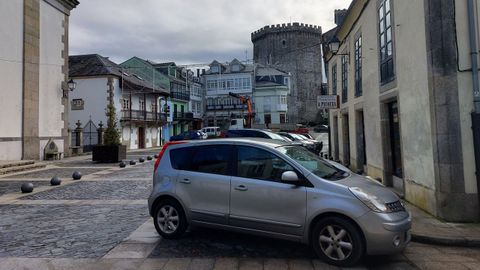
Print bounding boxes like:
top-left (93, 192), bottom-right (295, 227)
top-left (201, 126), bottom-right (221, 137)
top-left (292, 125), bottom-right (309, 134)
top-left (297, 133), bottom-right (323, 153)
top-left (314, 125), bottom-right (329, 133)
top-left (278, 132), bottom-right (322, 154)
top-left (197, 130), bottom-right (208, 140)
top-left (225, 128), bottom-right (291, 142)
top-left (149, 138), bottom-right (411, 267)
top-left (169, 131), bottom-right (204, 141)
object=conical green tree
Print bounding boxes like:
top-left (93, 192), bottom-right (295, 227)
top-left (103, 103), bottom-right (120, 145)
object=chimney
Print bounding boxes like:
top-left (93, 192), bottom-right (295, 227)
top-left (196, 69), bottom-right (200, 77)
top-left (334, 9), bottom-right (348, 26)
top-left (202, 69), bottom-right (206, 75)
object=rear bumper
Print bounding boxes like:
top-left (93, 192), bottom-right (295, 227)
top-left (357, 211), bottom-right (412, 255)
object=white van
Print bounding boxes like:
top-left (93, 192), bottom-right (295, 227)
top-left (229, 118), bottom-right (245, 130)
top-left (201, 126), bottom-right (221, 137)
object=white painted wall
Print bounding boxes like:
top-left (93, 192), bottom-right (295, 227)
top-left (0, 0), bottom-right (23, 160)
top-left (38, 1), bottom-right (65, 158)
top-left (328, 0), bottom-right (436, 197)
top-left (254, 88), bottom-right (288, 125)
top-left (394, 0), bottom-right (435, 191)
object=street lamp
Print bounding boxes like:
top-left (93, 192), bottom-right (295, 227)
top-left (67, 78), bottom-right (77, 91)
top-left (328, 36), bottom-right (349, 56)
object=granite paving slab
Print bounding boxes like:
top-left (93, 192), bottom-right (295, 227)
top-left (149, 228), bottom-right (315, 259)
top-left (0, 204), bottom-right (148, 258)
top-left (20, 180), bottom-right (152, 200)
top-left (0, 181), bottom-right (50, 196)
top-left (5, 168), bottom-right (105, 179)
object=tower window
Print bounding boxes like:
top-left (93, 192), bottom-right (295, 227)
top-left (282, 39), bottom-right (286, 47)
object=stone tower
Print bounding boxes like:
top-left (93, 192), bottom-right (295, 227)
top-left (252, 22), bottom-right (323, 124)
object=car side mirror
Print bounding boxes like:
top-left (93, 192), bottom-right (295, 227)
top-left (281, 171), bottom-right (300, 184)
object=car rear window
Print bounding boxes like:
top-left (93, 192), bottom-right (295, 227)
top-left (170, 147), bottom-right (192, 170)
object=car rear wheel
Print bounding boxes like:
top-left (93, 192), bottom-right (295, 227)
top-left (153, 199), bottom-right (187, 239)
top-left (312, 216), bottom-right (364, 267)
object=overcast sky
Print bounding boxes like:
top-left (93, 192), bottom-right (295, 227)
top-left (69, 0), bottom-right (351, 65)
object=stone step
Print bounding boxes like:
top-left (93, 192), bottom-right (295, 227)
top-left (0, 160), bottom-right (35, 169)
top-left (0, 163), bottom-right (46, 175)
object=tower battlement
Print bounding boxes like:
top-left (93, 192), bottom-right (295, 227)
top-left (251, 22), bottom-right (322, 42)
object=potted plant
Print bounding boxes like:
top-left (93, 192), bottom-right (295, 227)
top-left (92, 103), bottom-right (127, 162)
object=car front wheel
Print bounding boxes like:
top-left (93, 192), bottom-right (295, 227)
top-left (311, 216), bottom-right (364, 267)
top-left (153, 199), bottom-right (187, 239)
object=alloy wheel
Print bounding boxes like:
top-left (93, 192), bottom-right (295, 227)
top-left (318, 224), bottom-right (353, 261)
top-left (156, 205), bottom-right (179, 234)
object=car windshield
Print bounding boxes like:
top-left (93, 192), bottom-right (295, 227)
top-left (277, 145), bottom-right (348, 180)
top-left (264, 131), bottom-right (291, 142)
top-left (290, 133), bottom-right (306, 141)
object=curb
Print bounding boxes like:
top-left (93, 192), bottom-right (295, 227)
top-left (411, 233), bottom-right (480, 248)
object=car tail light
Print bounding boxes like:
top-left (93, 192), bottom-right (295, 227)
top-left (154, 141), bottom-right (187, 173)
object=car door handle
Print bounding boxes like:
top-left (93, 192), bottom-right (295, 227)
top-left (234, 185), bottom-right (248, 191)
top-left (179, 179), bottom-right (191, 184)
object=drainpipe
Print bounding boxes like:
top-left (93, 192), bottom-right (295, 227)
top-left (467, 0), bottom-right (480, 212)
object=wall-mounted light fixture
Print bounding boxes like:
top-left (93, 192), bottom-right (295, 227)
top-left (328, 36), bottom-right (349, 56)
top-left (67, 79), bottom-right (77, 91)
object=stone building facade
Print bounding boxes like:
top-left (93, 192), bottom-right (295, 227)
top-left (252, 23), bottom-right (323, 124)
top-left (324, 0), bottom-right (480, 222)
top-left (0, 0), bottom-right (79, 160)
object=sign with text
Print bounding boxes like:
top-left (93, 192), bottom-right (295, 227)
top-left (317, 95), bottom-right (339, 109)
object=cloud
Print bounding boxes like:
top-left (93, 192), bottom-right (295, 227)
top-left (69, 0), bottom-right (351, 64)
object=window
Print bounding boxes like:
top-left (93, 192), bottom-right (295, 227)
top-left (122, 99), bottom-right (130, 110)
top-left (237, 146), bottom-right (294, 182)
top-left (284, 77), bottom-right (290, 87)
top-left (332, 64), bottom-right (337, 95)
top-left (277, 146), bottom-right (346, 181)
top-left (170, 147), bottom-right (192, 170)
top-left (281, 39), bottom-right (287, 48)
top-left (280, 113), bottom-right (286, 123)
top-left (279, 95), bottom-right (287, 104)
top-left (139, 100), bottom-right (145, 111)
top-left (379, 0), bottom-right (394, 83)
top-left (211, 65), bottom-right (219, 73)
top-left (191, 145), bottom-right (231, 175)
top-left (341, 56), bottom-right (348, 103)
top-left (355, 35), bottom-right (362, 97)
top-left (232, 64), bottom-right (240, 72)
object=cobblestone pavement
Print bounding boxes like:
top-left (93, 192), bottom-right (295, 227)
top-left (20, 180), bottom-right (151, 200)
top-left (0, 150), bottom-right (480, 269)
top-left (0, 181), bottom-right (49, 196)
top-left (0, 204), bottom-right (148, 258)
top-left (102, 163), bottom-right (154, 179)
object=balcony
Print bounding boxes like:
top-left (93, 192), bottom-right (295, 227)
top-left (173, 112), bottom-right (194, 122)
top-left (121, 110), bottom-right (166, 123)
top-left (206, 104), bottom-right (247, 111)
top-left (170, 91), bottom-right (190, 101)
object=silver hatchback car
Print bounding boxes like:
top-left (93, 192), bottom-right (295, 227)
top-left (148, 138), bottom-right (411, 266)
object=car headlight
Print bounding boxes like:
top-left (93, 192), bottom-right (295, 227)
top-left (349, 187), bottom-right (390, 213)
